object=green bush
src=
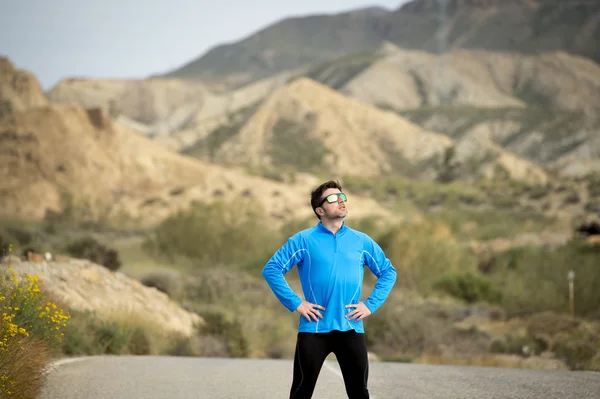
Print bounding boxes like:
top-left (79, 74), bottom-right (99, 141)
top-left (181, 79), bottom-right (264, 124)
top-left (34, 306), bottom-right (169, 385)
top-left (554, 335), bottom-right (597, 371)
top-left (489, 241), bottom-right (600, 318)
top-left (364, 306), bottom-right (440, 358)
top-left (61, 313), bottom-right (102, 356)
top-left (590, 352), bottom-right (600, 372)
top-left (489, 334), bottom-right (548, 357)
top-left (143, 198), bottom-right (281, 268)
top-left (433, 272), bottom-right (503, 304)
top-left (65, 236), bottom-right (121, 271)
top-left (197, 310), bottom-right (249, 358)
top-left (61, 310), bottom-right (157, 356)
top-left (127, 327), bottom-right (152, 355)
top-left (376, 221), bottom-right (478, 293)
top-left (166, 335), bottom-right (202, 357)
top-left (94, 321), bottom-right (132, 355)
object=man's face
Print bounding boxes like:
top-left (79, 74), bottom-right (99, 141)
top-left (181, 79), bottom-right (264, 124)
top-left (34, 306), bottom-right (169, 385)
top-left (318, 188), bottom-right (348, 220)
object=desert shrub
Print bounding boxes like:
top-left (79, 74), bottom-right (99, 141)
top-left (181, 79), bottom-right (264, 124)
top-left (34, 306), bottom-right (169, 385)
top-left (563, 191), bottom-right (581, 204)
top-left (554, 334), bottom-right (598, 371)
top-left (61, 311), bottom-right (103, 356)
top-left (585, 199), bottom-right (600, 214)
top-left (139, 272), bottom-right (181, 298)
top-left (365, 303), bottom-right (490, 361)
top-left (2, 226), bottom-right (33, 248)
top-left (365, 306), bottom-right (438, 358)
top-left (0, 335), bottom-right (51, 399)
top-left (60, 309), bottom-right (159, 356)
top-left (197, 310), bottom-right (249, 358)
top-left (0, 269), bottom-right (70, 349)
top-left (165, 310), bottom-right (249, 358)
top-left (166, 335), bottom-right (203, 357)
top-left (489, 241), bottom-right (600, 318)
top-left (127, 327), bottom-right (152, 355)
top-left (528, 184), bottom-right (551, 200)
top-left (95, 321), bottom-right (131, 354)
top-left (433, 272), bottom-right (502, 304)
top-left (143, 198), bottom-right (281, 268)
top-left (0, 236), bottom-right (8, 256)
top-left (376, 220), bottom-right (477, 292)
top-left (522, 312), bottom-right (600, 371)
top-left (587, 173), bottom-right (600, 198)
top-left (590, 352), bottom-right (600, 372)
top-left (0, 225), bottom-right (46, 259)
top-left (489, 334), bottom-right (548, 357)
top-left (0, 268), bottom-right (70, 398)
top-left (525, 311), bottom-right (581, 337)
top-left (65, 236), bottom-right (121, 271)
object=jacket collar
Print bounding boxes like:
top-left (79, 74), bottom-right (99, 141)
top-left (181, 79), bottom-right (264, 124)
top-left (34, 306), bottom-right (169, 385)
top-left (317, 220), bottom-right (347, 236)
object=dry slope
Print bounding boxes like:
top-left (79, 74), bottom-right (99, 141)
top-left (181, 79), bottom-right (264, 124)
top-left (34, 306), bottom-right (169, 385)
top-left (213, 77), bottom-right (454, 177)
top-left (0, 59), bottom-right (392, 226)
top-left (47, 71), bottom-right (297, 150)
top-left (0, 104), bottom-right (390, 226)
top-left (203, 77), bottom-right (547, 183)
top-left (4, 257), bottom-right (202, 338)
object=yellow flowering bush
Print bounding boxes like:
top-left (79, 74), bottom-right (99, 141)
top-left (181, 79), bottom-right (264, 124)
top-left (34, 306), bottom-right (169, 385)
top-left (0, 262), bottom-right (70, 398)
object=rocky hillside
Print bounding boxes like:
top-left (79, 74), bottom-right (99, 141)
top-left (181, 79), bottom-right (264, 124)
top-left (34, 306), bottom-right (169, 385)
top-left (46, 71), bottom-right (297, 151)
top-left (46, 41), bottom-right (600, 179)
top-left (182, 77), bottom-right (548, 183)
top-left (160, 0), bottom-right (600, 88)
top-left (311, 43), bottom-right (600, 115)
top-left (0, 61), bottom-right (391, 226)
top-left (3, 257), bottom-right (202, 337)
top-left (0, 57), bottom-right (48, 118)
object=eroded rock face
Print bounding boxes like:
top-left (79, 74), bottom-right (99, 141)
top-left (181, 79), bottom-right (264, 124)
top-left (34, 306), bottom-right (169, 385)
top-left (2, 257), bottom-right (203, 337)
top-left (0, 57), bottom-right (48, 115)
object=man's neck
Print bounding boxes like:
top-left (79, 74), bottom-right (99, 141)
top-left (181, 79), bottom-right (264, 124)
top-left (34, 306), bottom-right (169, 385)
top-left (321, 218), bottom-right (344, 235)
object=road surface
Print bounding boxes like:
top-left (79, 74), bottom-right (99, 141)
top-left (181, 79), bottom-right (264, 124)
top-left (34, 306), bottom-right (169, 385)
top-left (40, 356), bottom-right (600, 399)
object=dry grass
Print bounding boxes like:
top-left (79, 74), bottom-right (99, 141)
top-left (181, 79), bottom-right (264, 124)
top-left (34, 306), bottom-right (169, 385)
top-left (0, 335), bottom-right (51, 399)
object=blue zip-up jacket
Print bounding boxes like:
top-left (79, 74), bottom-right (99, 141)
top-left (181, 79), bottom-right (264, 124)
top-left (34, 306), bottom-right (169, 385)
top-left (262, 221), bottom-right (397, 333)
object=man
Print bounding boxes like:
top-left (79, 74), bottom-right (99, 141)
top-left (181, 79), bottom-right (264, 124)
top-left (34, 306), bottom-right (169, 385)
top-left (262, 180), bottom-right (397, 399)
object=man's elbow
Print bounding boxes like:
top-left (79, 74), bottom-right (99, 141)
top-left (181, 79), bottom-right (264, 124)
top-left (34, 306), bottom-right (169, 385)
top-left (261, 265), bottom-right (270, 280)
top-left (261, 263), bottom-right (278, 280)
top-left (384, 265), bottom-right (397, 283)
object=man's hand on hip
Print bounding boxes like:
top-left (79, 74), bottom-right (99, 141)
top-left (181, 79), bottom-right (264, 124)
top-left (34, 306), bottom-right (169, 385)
top-left (295, 301), bottom-right (326, 322)
top-left (345, 302), bottom-right (371, 322)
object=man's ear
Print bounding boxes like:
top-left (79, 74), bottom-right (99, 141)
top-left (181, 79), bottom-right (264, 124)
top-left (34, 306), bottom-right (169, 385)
top-left (316, 207), bottom-right (325, 217)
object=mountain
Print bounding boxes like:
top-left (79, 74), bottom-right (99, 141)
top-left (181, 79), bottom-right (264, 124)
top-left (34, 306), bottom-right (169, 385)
top-left (162, 0), bottom-right (600, 88)
top-left (308, 43), bottom-right (600, 114)
top-left (0, 61), bottom-right (391, 226)
top-left (46, 71), bottom-right (298, 150)
top-left (45, 43), bottom-right (600, 179)
top-left (183, 77), bottom-right (548, 184)
top-left (301, 44), bottom-right (600, 176)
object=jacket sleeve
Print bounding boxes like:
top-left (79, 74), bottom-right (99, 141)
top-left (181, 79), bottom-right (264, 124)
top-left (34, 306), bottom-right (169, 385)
top-left (261, 234), bottom-right (305, 312)
top-left (362, 236), bottom-right (397, 313)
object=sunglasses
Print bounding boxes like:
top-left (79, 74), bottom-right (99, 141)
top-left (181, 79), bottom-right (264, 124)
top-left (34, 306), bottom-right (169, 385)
top-left (318, 192), bottom-right (348, 207)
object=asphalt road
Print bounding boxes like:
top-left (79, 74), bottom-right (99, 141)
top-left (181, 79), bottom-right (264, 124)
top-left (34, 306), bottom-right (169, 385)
top-left (40, 356), bottom-right (600, 399)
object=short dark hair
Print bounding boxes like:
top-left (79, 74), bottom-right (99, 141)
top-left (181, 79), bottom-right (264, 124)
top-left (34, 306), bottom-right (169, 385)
top-left (311, 180), bottom-right (342, 219)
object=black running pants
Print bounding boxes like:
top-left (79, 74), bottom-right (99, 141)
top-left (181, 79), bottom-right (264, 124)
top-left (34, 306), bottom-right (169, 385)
top-left (289, 330), bottom-right (369, 399)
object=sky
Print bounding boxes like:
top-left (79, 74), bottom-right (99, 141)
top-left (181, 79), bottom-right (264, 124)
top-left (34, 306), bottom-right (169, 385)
top-left (0, 0), bottom-right (409, 90)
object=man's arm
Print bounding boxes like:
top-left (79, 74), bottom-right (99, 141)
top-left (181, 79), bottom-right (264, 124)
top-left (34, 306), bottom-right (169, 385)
top-left (261, 235), bottom-right (305, 312)
top-left (362, 237), bottom-right (397, 314)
